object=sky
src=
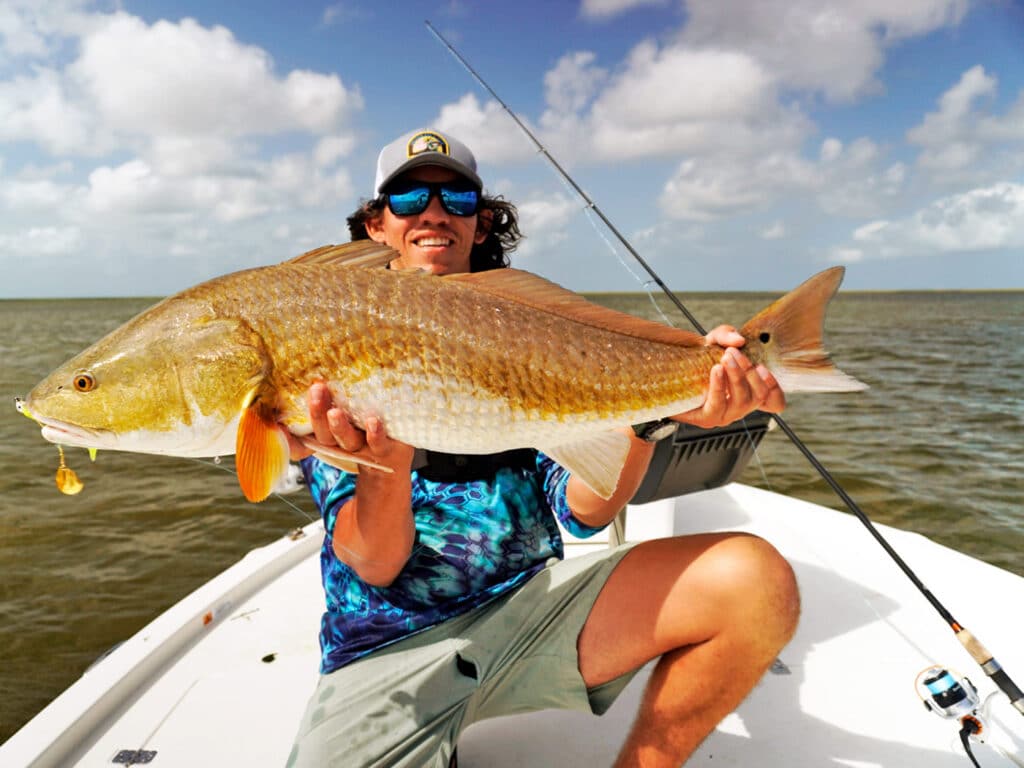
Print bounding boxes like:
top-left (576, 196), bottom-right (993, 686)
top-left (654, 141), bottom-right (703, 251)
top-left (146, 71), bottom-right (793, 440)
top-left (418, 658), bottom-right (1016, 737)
top-left (1, 0), bottom-right (1023, 298)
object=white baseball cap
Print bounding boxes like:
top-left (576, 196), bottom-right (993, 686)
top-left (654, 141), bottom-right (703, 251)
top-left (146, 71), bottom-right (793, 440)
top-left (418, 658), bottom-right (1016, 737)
top-left (374, 129), bottom-right (482, 194)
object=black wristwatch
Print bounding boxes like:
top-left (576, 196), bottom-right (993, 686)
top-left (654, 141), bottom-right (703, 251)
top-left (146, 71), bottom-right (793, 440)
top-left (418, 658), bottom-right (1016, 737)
top-left (631, 418), bottom-right (679, 443)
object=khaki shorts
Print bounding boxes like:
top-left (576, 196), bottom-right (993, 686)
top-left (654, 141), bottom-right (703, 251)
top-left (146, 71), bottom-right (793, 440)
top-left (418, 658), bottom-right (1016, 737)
top-left (287, 544), bottom-right (639, 768)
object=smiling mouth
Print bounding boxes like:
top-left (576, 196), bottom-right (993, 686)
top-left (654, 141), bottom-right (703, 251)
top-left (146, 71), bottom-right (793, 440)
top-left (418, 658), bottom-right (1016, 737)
top-left (414, 236), bottom-right (453, 248)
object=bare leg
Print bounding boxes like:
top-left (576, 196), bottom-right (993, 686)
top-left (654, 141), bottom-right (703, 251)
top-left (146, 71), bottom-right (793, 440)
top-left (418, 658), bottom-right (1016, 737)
top-left (577, 533), bottom-right (800, 767)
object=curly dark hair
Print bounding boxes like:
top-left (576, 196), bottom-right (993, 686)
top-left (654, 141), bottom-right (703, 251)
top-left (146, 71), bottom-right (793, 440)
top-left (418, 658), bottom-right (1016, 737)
top-left (346, 194), bottom-right (522, 273)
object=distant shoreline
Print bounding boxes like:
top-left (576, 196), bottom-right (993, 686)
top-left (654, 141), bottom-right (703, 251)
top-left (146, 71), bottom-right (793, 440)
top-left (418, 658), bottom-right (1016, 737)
top-left (2, 288), bottom-right (1022, 302)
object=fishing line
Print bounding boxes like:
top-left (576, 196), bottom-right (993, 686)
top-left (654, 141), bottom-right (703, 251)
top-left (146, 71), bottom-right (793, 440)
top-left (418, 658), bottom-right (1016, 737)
top-left (535, 145), bottom-right (678, 328)
top-left (578, 202), bottom-right (677, 328)
top-left (425, 19), bottom-right (1024, 719)
top-left (186, 456), bottom-right (316, 525)
top-left (740, 418), bottom-right (776, 494)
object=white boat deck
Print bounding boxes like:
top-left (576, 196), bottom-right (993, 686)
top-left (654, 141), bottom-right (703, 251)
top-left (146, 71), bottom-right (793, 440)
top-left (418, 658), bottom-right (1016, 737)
top-left (3, 484), bottom-right (1023, 767)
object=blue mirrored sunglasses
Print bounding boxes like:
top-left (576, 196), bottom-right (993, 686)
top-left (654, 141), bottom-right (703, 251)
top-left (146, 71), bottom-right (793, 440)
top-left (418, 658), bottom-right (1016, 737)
top-left (384, 181), bottom-right (481, 217)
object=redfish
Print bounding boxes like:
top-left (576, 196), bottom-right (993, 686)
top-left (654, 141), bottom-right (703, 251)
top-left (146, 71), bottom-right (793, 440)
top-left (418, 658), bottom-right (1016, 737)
top-left (19, 242), bottom-right (864, 501)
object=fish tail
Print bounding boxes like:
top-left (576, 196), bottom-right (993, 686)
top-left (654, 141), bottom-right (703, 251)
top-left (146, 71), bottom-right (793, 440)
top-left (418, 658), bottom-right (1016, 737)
top-left (739, 267), bottom-right (867, 394)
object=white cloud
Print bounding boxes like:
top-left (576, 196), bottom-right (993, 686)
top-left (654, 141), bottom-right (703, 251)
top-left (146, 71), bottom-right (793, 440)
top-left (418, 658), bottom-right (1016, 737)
top-left (146, 135), bottom-right (248, 178)
top-left (761, 221), bottom-right (786, 240)
top-left (0, 176), bottom-right (76, 211)
top-left (843, 182), bottom-right (1024, 258)
top-left (513, 192), bottom-right (579, 259)
top-left (320, 3), bottom-right (363, 27)
top-left (580, 0), bottom-right (669, 19)
top-left (0, 0), bottom-right (94, 63)
top-left (0, 225), bottom-right (81, 256)
top-left (587, 43), bottom-right (800, 160)
top-left (680, 0), bottom-right (969, 101)
top-left (433, 93), bottom-right (535, 166)
top-left (81, 152), bottom-right (353, 224)
top-left (0, 10), bottom-right (363, 170)
top-left (815, 138), bottom-right (906, 217)
top-left (907, 65), bottom-right (1024, 184)
top-left (659, 152), bottom-right (817, 221)
top-left (70, 14), bottom-right (360, 142)
top-left (544, 51), bottom-right (607, 114)
top-left (819, 138), bottom-right (843, 163)
top-left (830, 246), bottom-right (864, 263)
top-left (436, 6), bottom-right (956, 226)
top-left (0, 7), bottom-right (365, 295)
top-left (501, 34), bottom-right (907, 224)
top-left (0, 67), bottom-right (99, 155)
top-left (907, 65), bottom-right (996, 173)
top-left (314, 134), bottom-right (355, 168)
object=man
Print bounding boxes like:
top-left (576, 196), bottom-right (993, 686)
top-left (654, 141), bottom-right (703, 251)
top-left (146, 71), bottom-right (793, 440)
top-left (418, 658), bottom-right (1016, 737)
top-left (288, 129), bottom-right (798, 768)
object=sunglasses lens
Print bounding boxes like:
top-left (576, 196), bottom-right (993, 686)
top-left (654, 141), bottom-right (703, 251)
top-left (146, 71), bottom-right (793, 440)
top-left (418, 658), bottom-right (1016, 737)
top-left (439, 187), bottom-right (479, 216)
top-left (387, 186), bottom-right (431, 216)
top-left (386, 183), bottom-right (480, 217)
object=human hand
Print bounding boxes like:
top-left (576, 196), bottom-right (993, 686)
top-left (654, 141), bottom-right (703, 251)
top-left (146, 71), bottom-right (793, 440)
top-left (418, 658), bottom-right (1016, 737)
top-left (285, 382), bottom-right (415, 474)
top-left (672, 325), bottom-right (785, 429)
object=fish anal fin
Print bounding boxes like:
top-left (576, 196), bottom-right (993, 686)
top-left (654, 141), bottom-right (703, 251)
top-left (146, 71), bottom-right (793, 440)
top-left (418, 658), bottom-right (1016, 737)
top-left (284, 242), bottom-right (398, 269)
top-left (447, 269), bottom-right (705, 348)
top-left (236, 403), bottom-right (291, 502)
top-left (542, 430), bottom-right (632, 501)
top-left (299, 436), bottom-right (393, 475)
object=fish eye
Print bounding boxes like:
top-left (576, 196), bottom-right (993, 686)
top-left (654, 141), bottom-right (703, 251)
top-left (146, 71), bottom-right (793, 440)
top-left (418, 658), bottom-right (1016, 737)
top-left (72, 371), bottom-right (96, 392)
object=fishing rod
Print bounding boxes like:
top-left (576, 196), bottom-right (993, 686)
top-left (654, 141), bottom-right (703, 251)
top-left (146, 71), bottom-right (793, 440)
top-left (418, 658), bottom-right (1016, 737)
top-left (425, 19), bottom-right (1024, 720)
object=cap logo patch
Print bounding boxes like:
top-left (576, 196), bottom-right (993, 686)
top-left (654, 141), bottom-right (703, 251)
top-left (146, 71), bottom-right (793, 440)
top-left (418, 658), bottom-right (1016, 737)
top-left (407, 131), bottom-right (450, 159)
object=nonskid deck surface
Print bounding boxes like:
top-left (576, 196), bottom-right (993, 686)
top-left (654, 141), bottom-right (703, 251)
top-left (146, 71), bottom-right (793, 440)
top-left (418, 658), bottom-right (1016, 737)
top-left (4, 484), bottom-right (1023, 767)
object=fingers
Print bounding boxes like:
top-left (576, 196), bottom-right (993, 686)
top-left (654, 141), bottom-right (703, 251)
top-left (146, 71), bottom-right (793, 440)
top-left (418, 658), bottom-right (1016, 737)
top-left (698, 364), bottom-right (729, 426)
top-left (308, 382), bottom-right (363, 451)
top-left (702, 326), bottom-right (785, 417)
top-left (284, 426), bottom-right (313, 461)
top-left (303, 385), bottom-right (414, 472)
top-left (309, 382), bottom-right (336, 447)
top-left (327, 405), bottom-right (367, 453)
top-left (674, 348), bottom-right (786, 429)
top-left (722, 347), bottom-right (762, 408)
top-left (757, 364), bottom-right (786, 413)
top-left (719, 347), bottom-right (785, 419)
top-left (704, 324), bottom-right (745, 349)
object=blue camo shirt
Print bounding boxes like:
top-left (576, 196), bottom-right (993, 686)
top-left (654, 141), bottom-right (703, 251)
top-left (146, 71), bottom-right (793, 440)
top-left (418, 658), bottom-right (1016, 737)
top-left (301, 453), bottom-right (607, 674)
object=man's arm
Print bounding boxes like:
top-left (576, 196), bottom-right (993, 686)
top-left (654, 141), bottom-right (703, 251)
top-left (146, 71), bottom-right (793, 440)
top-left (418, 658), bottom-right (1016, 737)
top-left (288, 383), bottom-right (416, 587)
top-left (566, 325), bottom-right (785, 528)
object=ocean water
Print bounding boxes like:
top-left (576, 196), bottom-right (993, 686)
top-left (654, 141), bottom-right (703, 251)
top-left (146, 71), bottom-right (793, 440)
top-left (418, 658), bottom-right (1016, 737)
top-left (1, 290), bottom-right (1022, 741)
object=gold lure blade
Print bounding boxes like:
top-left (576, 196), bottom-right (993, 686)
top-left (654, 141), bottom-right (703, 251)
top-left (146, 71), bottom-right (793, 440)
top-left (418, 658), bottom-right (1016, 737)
top-left (15, 400), bottom-right (87, 493)
top-left (55, 445), bottom-right (84, 495)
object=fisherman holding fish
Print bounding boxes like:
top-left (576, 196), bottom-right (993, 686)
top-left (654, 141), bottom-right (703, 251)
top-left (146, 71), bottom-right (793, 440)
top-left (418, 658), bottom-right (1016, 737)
top-left (286, 129), bottom-right (797, 768)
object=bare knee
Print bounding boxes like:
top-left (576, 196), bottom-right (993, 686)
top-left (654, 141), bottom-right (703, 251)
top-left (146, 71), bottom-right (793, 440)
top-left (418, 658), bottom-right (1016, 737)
top-left (704, 533), bottom-right (800, 648)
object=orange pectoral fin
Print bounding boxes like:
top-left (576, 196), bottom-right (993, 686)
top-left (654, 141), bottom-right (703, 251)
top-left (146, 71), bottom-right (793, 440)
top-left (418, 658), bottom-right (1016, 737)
top-left (236, 404), bottom-right (291, 502)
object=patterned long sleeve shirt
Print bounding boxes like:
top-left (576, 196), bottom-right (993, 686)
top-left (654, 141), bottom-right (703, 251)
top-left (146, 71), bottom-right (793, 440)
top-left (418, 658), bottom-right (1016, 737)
top-left (301, 452), bottom-right (607, 674)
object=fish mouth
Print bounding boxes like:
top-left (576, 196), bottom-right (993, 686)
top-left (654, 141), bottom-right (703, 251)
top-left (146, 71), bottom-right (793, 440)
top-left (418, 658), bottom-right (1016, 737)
top-left (23, 407), bottom-right (109, 448)
top-left (16, 399), bottom-right (105, 448)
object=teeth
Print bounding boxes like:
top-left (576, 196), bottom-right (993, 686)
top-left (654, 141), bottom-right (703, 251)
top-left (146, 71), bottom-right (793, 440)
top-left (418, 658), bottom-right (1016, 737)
top-left (416, 237), bottom-right (451, 247)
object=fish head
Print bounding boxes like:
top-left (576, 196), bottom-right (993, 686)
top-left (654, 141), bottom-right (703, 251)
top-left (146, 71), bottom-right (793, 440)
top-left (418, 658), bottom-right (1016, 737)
top-left (23, 302), bottom-right (270, 458)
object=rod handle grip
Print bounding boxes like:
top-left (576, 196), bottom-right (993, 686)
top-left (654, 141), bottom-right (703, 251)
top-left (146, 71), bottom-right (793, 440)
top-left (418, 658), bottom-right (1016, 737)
top-left (955, 628), bottom-right (992, 666)
top-left (956, 629), bottom-right (1024, 715)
